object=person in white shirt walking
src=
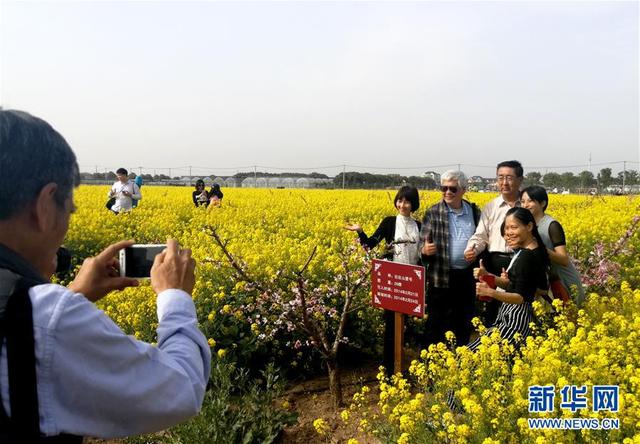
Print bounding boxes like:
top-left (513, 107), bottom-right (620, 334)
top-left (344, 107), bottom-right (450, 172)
top-left (108, 168), bottom-right (141, 213)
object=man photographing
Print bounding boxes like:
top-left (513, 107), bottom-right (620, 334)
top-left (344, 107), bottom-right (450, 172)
top-left (0, 110), bottom-right (211, 442)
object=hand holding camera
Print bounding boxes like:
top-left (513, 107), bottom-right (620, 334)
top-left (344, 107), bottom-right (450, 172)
top-left (151, 239), bottom-right (196, 295)
top-left (69, 240), bottom-right (139, 302)
top-left (69, 239), bottom-right (195, 302)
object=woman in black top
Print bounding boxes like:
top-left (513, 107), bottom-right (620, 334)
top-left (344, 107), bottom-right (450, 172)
top-left (473, 207), bottom-right (549, 349)
top-left (192, 180), bottom-right (209, 207)
top-left (344, 186), bottom-right (422, 374)
top-left (344, 186), bottom-right (422, 263)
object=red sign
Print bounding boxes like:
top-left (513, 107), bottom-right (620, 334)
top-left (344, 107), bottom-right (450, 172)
top-left (371, 259), bottom-right (425, 317)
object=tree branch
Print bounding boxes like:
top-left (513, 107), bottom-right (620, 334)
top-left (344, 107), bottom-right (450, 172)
top-left (203, 225), bottom-right (266, 293)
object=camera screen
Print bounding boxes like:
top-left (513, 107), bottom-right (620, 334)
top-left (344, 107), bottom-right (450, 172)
top-left (124, 245), bottom-right (166, 278)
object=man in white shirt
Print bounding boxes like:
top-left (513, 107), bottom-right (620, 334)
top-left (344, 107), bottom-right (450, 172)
top-left (108, 168), bottom-right (141, 213)
top-left (464, 160), bottom-right (523, 325)
top-left (0, 110), bottom-right (211, 441)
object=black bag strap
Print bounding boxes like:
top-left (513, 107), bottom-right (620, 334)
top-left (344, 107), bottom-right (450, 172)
top-left (4, 278), bottom-right (40, 440)
top-left (0, 278), bottom-right (83, 443)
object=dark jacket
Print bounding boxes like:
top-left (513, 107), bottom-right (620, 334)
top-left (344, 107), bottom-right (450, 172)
top-left (420, 200), bottom-right (481, 288)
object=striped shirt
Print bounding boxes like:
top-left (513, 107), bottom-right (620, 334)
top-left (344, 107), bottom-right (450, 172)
top-left (447, 202), bottom-right (476, 269)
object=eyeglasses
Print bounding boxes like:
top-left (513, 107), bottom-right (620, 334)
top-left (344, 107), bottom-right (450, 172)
top-left (440, 186), bottom-right (459, 193)
top-left (497, 175), bottom-right (517, 183)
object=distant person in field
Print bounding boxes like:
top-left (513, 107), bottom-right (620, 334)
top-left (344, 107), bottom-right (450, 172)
top-left (521, 185), bottom-right (585, 306)
top-left (344, 185), bottom-right (421, 375)
top-left (0, 109), bottom-right (210, 441)
top-left (208, 183), bottom-right (223, 206)
top-left (420, 171), bottom-right (481, 347)
top-left (107, 168), bottom-right (141, 213)
top-left (131, 173), bottom-right (143, 208)
top-left (192, 180), bottom-right (209, 207)
top-left (464, 160), bottom-right (524, 327)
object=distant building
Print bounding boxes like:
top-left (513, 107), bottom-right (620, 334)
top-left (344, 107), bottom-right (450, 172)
top-left (424, 171), bottom-right (441, 183)
top-left (238, 176), bottom-right (333, 189)
top-left (242, 177), bottom-right (256, 188)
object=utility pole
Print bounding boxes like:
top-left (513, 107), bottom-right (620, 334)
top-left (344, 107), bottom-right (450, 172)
top-left (189, 165), bottom-right (192, 179)
top-left (342, 164), bottom-right (346, 190)
top-left (254, 165), bottom-right (257, 187)
top-left (622, 161), bottom-right (626, 193)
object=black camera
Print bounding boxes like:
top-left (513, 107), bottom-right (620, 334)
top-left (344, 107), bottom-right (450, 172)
top-left (119, 244), bottom-right (166, 278)
top-left (56, 247), bottom-right (72, 275)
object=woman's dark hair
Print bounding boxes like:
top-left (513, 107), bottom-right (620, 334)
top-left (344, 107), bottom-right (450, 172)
top-left (394, 185), bottom-right (420, 212)
top-left (211, 183), bottom-right (220, 191)
top-left (116, 167), bottom-right (128, 176)
top-left (505, 207), bottom-right (549, 265)
top-left (522, 185), bottom-right (548, 211)
top-left (195, 179), bottom-right (205, 188)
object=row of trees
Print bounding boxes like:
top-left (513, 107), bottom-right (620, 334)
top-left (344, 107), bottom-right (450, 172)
top-left (80, 168), bottom-right (638, 191)
top-left (332, 169), bottom-right (638, 191)
top-left (523, 168), bottom-right (638, 190)
top-left (333, 172), bottom-right (437, 189)
top-left (80, 172), bottom-right (176, 181)
top-left (80, 171), bottom-right (331, 182)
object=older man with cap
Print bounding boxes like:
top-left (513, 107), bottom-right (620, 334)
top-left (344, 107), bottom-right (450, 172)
top-left (0, 110), bottom-right (211, 442)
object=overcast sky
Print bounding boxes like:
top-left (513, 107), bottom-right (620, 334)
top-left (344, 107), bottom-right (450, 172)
top-left (1, 0), bottom-right (638, 178)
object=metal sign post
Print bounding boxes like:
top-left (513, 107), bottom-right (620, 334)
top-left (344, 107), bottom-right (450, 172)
top-left (371, 259), bottom-right (425, 374)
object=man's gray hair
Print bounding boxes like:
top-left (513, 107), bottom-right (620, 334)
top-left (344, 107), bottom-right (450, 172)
top-left (0, 110), bottom-right (80, 220)
top-left (441, 170), bottom-right (468, 189)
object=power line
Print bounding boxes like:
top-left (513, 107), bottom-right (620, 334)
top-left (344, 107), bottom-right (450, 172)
top-left (78, 160), bottom-right (640, 176)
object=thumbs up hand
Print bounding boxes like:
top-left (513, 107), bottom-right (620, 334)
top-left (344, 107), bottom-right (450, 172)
top-left (422, 241), bottom-right (437, 256)
top-left (464, 243), bottom-right (477, 262)
top-left (473, 259), bottom-right (488, 280)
